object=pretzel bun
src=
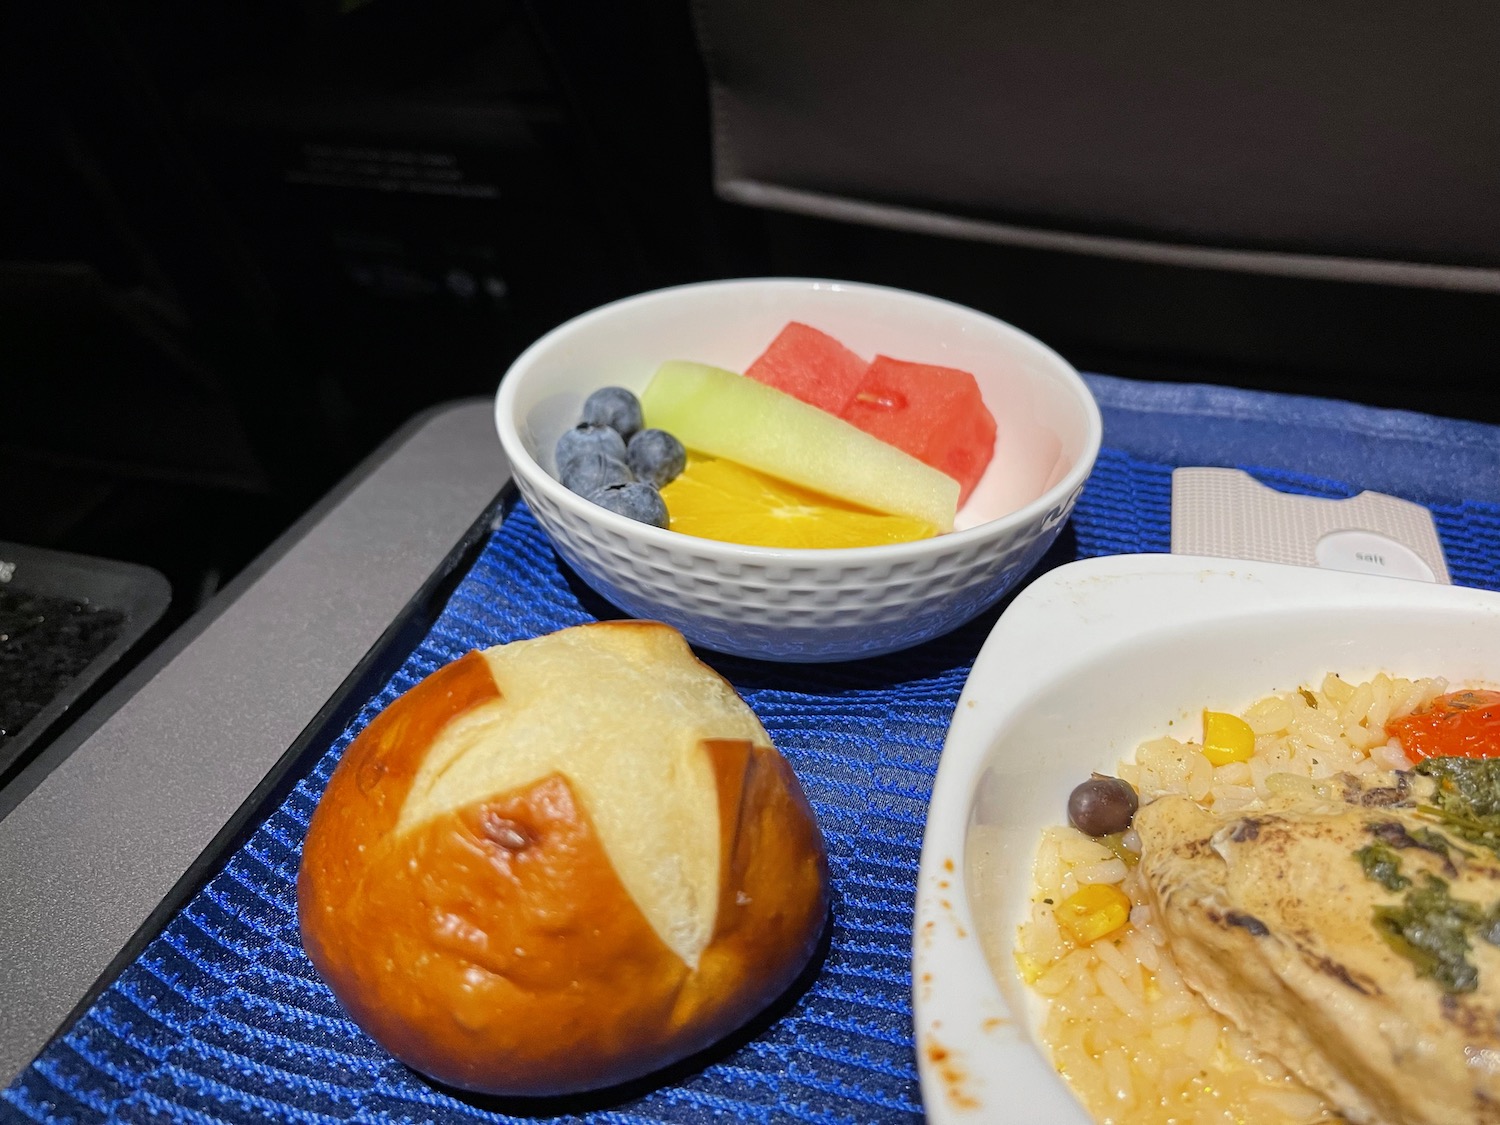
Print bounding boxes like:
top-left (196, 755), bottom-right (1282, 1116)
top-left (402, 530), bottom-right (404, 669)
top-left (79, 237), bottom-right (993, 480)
top-left (296, 621), bottom-right (830, 1097)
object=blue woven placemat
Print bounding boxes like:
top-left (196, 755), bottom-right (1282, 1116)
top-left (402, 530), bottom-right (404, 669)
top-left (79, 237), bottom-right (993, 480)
top-left (6, 379), bottom-right (1500, 1125)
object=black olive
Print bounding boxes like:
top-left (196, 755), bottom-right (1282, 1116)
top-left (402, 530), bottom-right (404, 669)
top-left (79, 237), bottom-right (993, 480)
top-left (1067, 774), bottom-right (1139, 837)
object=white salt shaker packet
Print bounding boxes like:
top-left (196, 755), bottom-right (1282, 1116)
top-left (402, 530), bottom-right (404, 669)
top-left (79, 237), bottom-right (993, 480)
top-left (1170, 466), bottom-right (1450, 583)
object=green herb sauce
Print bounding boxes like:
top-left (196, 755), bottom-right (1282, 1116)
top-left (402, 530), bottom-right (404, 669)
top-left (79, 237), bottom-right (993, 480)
top-left (1356, 843), bottom-right (1411, 892)
top-left (1373, 874), bottom-right (1483, 993)
top-left (1415, 757), bottom-right (1500, 855)
top-left (1354, 759), bottom-right (1500, 993)
top-left (1411, 825), bottom-right (1466, 860)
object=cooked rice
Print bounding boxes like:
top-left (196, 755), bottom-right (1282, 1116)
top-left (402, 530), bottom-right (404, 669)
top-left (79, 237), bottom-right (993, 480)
top-left (1018, 672), bottom-right (1448, 1125)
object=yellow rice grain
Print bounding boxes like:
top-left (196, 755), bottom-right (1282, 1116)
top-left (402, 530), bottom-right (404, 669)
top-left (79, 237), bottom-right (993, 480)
top-left (1099, 1047), bottom-right (1136, 1112)
top-left (1321, 672), bottom-right (1355, 705)
top-left (1096, 964), bottom-right (1148, 1025)
top-left (1369, 739), bottom-right (1413, 771)
top-left (1366, 674), bottom-right (1393, 730)
top-left (1244, 694), bottom-right (1294, 734)
top-left (1122, 929), bottom-right (1159, 973)
top-left (1075, 858), bottom-right (1130, 886)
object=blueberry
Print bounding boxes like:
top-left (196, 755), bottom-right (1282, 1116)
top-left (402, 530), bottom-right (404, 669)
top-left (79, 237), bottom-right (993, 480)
top-left (559, 449), bottom-right (633, 496)
top-left (588, 481), bottom-right (668, 528)
top-left (580, 387), bottom-right (644, 440)
top-left (626, 428), bottom-right (687, 488)
top-left (556, 422), bottom-right (626, 473)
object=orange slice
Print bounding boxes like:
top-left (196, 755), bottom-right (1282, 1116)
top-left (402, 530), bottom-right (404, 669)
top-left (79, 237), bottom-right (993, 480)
top-left (660, 455), bottom-right (938, 549)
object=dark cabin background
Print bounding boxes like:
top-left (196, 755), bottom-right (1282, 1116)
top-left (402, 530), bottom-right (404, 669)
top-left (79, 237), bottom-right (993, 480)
top-left (4, 0), bottom-right (1497, 636)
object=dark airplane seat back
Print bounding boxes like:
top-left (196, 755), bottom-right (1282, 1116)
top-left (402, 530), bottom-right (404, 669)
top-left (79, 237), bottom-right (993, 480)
top-left (691, 2), bottom-right (1500, 293)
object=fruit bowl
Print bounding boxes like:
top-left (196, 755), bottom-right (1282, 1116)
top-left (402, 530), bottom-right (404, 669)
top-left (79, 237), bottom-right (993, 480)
top-left (492, 278), bottom-right (1102, 662)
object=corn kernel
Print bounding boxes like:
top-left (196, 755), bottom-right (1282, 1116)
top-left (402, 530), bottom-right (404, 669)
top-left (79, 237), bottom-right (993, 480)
top-left (1055, 883), bottom-right (1131, 944)
top-left (1202, 709), bottom-right (1256, 765)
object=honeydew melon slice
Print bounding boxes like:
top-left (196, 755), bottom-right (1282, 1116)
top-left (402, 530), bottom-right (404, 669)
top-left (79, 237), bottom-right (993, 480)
top-left (640, 361), bottom-right (959, 533)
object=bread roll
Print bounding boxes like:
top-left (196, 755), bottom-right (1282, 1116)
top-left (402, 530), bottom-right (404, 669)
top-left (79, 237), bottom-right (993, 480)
top-left (296, 621), bottom-right (830, 1096)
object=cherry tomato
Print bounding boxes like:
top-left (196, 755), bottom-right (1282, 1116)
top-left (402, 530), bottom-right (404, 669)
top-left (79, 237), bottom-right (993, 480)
top-left (1387, 690), bottom-right (1500, 761)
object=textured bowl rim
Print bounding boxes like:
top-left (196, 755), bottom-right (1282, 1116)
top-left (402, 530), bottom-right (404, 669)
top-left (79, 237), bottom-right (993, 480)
top-left (493, 277), bottom-right (1103, 562)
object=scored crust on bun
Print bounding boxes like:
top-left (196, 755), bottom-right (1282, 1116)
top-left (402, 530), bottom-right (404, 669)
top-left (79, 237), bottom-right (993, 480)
top-left (297, 620), bottom-right (831, 1097)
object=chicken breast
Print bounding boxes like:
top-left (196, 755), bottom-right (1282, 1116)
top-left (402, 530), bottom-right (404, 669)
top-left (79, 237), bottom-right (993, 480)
top-left (1136, 771), bottom-right (1500, 1125)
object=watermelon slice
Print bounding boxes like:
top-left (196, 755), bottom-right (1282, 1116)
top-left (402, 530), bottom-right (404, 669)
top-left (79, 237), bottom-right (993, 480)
top-left (744, 322), bottom-right (867, 414)
top-left (839, 356), bottom-right (996, 505)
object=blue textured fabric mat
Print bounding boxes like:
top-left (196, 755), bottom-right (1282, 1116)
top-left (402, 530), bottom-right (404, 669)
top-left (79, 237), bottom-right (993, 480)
top-left (6, 377), bottom-right (1500, 1125)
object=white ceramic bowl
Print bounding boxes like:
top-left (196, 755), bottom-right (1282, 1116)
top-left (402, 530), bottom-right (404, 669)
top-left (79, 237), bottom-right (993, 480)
top-left (912, 554), bottom-right (1500, 1122)
top-left (493, 278), bottom-right (1102, 662)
